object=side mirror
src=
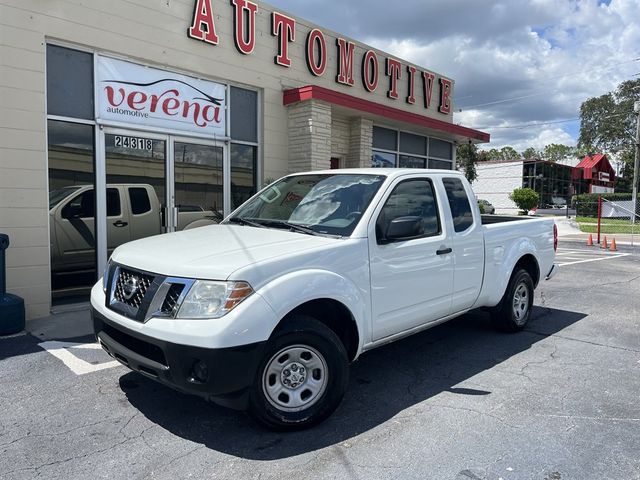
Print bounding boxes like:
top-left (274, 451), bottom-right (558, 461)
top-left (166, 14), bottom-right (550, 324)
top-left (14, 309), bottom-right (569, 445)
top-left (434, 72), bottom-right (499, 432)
top-left (61, 204), bottom-right (82, 220)
top-left (382, 216), bottom-right (424, 243)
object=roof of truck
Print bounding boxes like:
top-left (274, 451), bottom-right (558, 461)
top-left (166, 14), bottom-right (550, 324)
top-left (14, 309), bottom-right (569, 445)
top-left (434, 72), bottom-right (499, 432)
top-left (288, 168), bottom-right (464, 178)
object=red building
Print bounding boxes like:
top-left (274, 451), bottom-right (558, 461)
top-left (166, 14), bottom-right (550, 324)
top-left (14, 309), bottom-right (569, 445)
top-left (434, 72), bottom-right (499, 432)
top-left (573, 154), bottom-right (616, 193)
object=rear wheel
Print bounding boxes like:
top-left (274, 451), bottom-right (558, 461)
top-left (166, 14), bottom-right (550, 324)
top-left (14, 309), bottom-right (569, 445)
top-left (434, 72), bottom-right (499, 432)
top-left (248, 315), bottom-right (349, 430)
top-left (492, 269), bottom-right (534, 332)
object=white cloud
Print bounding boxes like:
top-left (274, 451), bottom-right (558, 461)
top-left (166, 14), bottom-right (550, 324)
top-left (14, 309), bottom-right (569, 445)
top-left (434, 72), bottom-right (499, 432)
top-left (269, 0), bottom-right (640, 151)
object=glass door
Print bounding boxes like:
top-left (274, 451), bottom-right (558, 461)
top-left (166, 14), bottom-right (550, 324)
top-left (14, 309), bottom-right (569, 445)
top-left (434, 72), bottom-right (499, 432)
top-left (103, 131), bottom-right (169, 259)
top-left (97, 131), bottom-right (227, 275)
top-left (172, 139), bottom-right (226, 230)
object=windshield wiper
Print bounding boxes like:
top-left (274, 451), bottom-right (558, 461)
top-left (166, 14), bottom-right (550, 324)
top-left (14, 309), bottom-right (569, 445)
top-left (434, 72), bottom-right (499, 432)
top-left (259, 219), bottom-right (323, 236)
top-left (226, 217), bottom-right (266, 228)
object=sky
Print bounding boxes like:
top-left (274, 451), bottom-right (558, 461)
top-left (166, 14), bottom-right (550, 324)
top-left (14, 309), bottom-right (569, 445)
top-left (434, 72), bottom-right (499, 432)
top-left (267, 0), bottom-right (639, 153)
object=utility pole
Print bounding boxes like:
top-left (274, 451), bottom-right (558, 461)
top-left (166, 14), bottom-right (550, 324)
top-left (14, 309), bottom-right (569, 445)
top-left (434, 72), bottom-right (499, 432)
top-left (632, 100), bottom-right (640, 223)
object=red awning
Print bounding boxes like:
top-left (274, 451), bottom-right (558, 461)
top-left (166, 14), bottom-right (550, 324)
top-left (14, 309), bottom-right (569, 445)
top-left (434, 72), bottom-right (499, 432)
top-left (283, 85), bottom-right (490, 143)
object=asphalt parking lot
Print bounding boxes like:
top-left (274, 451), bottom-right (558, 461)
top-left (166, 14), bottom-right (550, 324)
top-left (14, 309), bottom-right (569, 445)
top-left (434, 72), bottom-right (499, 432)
top-left (1, 242), bottom-right (639, 480)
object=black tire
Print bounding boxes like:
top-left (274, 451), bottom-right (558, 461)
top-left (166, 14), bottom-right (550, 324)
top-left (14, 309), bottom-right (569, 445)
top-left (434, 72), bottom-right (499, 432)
top-left (491, 269), bottom-right (534, 332)
top-left (248, 315), bottom-right (349, 430)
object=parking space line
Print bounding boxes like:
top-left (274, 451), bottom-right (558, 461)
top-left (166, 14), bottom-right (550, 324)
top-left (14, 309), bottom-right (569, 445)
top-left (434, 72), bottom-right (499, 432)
top-left (557, 253), bottom-right (630, 266)
top-left (39, 341), bottom-right (121, 375)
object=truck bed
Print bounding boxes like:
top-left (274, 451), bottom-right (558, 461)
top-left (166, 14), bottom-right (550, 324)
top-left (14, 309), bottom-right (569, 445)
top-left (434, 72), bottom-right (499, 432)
top-left (481, 214), bottom-right (534, 224)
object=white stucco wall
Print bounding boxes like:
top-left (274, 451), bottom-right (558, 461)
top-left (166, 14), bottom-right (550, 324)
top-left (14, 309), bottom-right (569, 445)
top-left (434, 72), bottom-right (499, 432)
top-left (472, 161), bottom-right (524, 213)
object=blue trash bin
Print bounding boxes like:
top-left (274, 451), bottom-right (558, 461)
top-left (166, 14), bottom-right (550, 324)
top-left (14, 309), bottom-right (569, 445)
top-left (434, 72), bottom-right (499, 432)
top-left (0, 234), bottom-right (25, 335)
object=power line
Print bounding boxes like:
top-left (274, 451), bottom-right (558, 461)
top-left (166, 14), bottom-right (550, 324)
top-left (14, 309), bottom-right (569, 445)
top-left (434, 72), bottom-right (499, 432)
top-left (457, 58), bottom-right (640, 109)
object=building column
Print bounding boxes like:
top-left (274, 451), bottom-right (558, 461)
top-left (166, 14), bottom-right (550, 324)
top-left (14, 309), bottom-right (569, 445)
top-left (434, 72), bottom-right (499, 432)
top-left (287, 99), bottom-right (332, 172)
top-left (346, 117), bottom-right (373, 168)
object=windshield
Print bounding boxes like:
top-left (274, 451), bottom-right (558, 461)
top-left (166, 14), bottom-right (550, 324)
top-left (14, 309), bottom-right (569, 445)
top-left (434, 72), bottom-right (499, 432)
top-left (227, 174), bottom-right (386, 237)
top-left (49, 186), bottom-right (82, 209)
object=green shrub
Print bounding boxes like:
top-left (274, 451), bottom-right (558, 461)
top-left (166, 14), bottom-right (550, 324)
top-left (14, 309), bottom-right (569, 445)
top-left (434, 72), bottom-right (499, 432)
top-left (477, 201), bottom-right (485, 214)
top-left (509, 188), bottom-right (539, 214)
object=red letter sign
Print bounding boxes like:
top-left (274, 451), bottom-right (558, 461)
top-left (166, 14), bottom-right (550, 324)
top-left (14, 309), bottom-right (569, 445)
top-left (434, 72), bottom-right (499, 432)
top-left (272, 12), bottom-right (296, 67)
top-left (231, 0), bottom-right (258, 55)
top-left (406, 66), bottom-right (417, 104)
top-left (306, 29), bottom-right (327, 76)
top-left (422, 71), bottom-right (435, 109)
top-left (336, 38), bottom-right (356, 86)
top-left (361, 50), bottom-right (379, 92)
top-left (188, 0), bottom-right (219, 45)
top-left (439, 78), bottom-right (452, 114)
top-left (386, 58), bottom-right (402, 99)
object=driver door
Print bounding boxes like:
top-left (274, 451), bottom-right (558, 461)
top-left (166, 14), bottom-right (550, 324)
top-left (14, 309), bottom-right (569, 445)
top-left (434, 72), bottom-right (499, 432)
top-left (368, 176), bottom-right (454, 341)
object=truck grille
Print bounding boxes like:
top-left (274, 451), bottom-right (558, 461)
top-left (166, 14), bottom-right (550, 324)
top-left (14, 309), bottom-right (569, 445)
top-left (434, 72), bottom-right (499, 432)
top-left (160, 283), bottom-right (185, 315)
top-left (113, 268), bottom-right (154, 309)
top-left (107, 265), bottom-right (193, 322)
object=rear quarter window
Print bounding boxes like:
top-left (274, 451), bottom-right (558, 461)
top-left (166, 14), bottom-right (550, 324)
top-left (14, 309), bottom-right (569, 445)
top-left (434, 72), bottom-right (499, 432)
top-left (443, 177), bottom-right (473, 232)
top-left (129, 187), bottom-right (151, 215)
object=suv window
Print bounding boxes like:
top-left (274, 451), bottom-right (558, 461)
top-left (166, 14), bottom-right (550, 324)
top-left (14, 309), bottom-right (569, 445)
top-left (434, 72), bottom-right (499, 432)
top-left (129, 187), bottom-right (151, 215)
top-left (376, 179), bottom-right (440, 242)
top-left (443, 177), bottom-right (473, 232)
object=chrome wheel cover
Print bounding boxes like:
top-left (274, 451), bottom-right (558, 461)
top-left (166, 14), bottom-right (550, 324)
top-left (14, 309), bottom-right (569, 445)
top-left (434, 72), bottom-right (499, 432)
top-left (262, 344), bottom-right (329, 412)
top-left (512, 282), bottom-right (530, 324)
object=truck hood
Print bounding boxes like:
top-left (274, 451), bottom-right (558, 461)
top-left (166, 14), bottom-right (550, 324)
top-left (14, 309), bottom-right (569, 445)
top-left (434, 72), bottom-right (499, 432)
top-left (110, 224), bottom-right (339, 280)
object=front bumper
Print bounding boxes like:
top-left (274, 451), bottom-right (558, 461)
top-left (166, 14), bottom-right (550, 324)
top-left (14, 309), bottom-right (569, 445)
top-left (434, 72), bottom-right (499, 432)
top-left (92, 308), bottom-right (266, 410)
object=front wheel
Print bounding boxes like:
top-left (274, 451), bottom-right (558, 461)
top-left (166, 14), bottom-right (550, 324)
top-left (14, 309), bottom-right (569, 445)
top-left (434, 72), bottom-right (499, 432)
top-left (248, 315), bottom-right (349, 430)
top-left (492, 269), bottom-right (534, 332)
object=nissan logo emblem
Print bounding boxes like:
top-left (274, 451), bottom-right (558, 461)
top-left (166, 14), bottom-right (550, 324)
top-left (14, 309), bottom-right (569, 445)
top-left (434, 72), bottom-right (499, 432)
top-left (122, 276), bottom-right (140, 300)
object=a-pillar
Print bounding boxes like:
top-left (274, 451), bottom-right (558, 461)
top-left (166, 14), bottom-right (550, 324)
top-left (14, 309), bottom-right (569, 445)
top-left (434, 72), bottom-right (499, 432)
top-left (287, 99), bottom-right (332, 172)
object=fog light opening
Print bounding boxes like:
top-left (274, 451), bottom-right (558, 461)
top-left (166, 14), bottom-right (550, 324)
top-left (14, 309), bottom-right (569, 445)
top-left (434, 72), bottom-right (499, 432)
top-left (188, 360), bottom-right (209, 384)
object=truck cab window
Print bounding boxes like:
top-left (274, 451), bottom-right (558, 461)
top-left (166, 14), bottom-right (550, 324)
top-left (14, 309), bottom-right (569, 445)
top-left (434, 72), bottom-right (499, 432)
top-left (106, 188), bottom-right (121, 217)
top-left (443, 177), bottom-right (473, 232)
top-left (129, 187), bottom-right (151, 215)
top-left (62, 190), bottom-right (94, 219)
top-left (376, 179), bottom-right (440, 242)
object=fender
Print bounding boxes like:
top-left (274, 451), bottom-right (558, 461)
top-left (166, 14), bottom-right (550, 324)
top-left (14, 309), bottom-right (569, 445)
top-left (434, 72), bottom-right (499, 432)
top-left (477, 236), bottom-right (540, 308)
top-left (256, 269), bottom-right (369, 356)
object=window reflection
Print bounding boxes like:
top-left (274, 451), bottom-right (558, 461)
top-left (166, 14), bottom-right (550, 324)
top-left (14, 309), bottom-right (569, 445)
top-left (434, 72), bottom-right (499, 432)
top-left (47, 120), bottom-right (95, 303)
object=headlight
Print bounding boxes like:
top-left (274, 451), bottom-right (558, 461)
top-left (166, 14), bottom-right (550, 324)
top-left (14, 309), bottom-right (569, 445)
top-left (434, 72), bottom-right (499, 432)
top-left (176, 281), bottom-right (253, 319)
top-left (102, 258), bottom-right (112, 294)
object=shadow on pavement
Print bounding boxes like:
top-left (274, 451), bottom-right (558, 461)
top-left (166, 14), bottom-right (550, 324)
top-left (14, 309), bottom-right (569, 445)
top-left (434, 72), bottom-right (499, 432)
top-left (121, 306), bottom-right (586, 460)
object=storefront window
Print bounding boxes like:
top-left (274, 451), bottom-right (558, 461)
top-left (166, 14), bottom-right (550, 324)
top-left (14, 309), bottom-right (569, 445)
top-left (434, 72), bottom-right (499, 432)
top-left (373, 127), bottom-right (397, 150)
top-left (231, 143), bottom-right (257, 209)
top-left (399, 155), bottom-right (426, 168)
top-left (47, 120), bottom-right (96, 301)
top-left (231, 86), bottom-right (258, 142)
top-left (46, 45), bottom-right (94, 120)
top-left (373, 126), bottom-right (453, 170)
top-left (372, 150), bottom-right (396, 168)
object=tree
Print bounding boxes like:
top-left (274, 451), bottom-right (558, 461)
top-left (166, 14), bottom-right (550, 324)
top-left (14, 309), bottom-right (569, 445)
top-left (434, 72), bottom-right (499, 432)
top-left (456, 142), bottom-right (478, 183)
top-left (578, 78), bottom-right (640, 192)
top-left (541, 143), bottom-right (575, 163)
top-left (522, 147), bottom-right (540, 160)
top-left (500, 146), bottom-right (520, 160)
top-left (509, 187), bottom-right (539, 213)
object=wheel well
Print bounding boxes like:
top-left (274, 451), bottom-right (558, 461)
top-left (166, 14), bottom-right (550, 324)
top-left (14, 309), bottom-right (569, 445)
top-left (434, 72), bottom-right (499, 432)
top-left (514, 254), bottom-right (540, 287)
top-left (281, 299), bottom-right (359, 362)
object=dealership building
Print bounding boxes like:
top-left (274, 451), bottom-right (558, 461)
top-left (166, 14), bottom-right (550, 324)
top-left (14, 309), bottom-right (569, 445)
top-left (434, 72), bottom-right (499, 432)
top-left (1, 0), bottom-right (489, 321)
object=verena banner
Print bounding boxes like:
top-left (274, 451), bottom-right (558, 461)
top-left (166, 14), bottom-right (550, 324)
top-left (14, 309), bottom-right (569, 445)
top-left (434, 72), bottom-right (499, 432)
top-left (97, 56), bottom-right (226, 136)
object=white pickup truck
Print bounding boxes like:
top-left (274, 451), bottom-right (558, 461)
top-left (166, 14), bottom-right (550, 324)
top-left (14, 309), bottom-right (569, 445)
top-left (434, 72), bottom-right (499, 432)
top-left (91, 169), bottom-right (557, 429)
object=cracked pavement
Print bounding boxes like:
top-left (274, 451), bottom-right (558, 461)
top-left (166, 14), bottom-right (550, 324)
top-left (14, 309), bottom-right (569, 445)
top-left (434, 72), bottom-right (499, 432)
top-left (1, 241), bottom-right (639, 479)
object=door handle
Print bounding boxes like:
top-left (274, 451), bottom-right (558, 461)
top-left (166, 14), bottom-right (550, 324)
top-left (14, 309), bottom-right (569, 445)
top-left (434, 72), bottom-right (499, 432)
top-left (113, 220), bottom-right (128, 227)
top-left (436, 247), bottom-right (452, 255)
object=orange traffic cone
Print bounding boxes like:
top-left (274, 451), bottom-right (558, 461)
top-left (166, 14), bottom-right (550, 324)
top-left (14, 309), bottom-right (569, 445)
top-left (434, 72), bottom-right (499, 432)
top-left (601, 236), bottom-right (608, 249)
top-left (587, 234), bottom-right (594, 246)
top-left (610, 238), bottom-right (618, 252)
